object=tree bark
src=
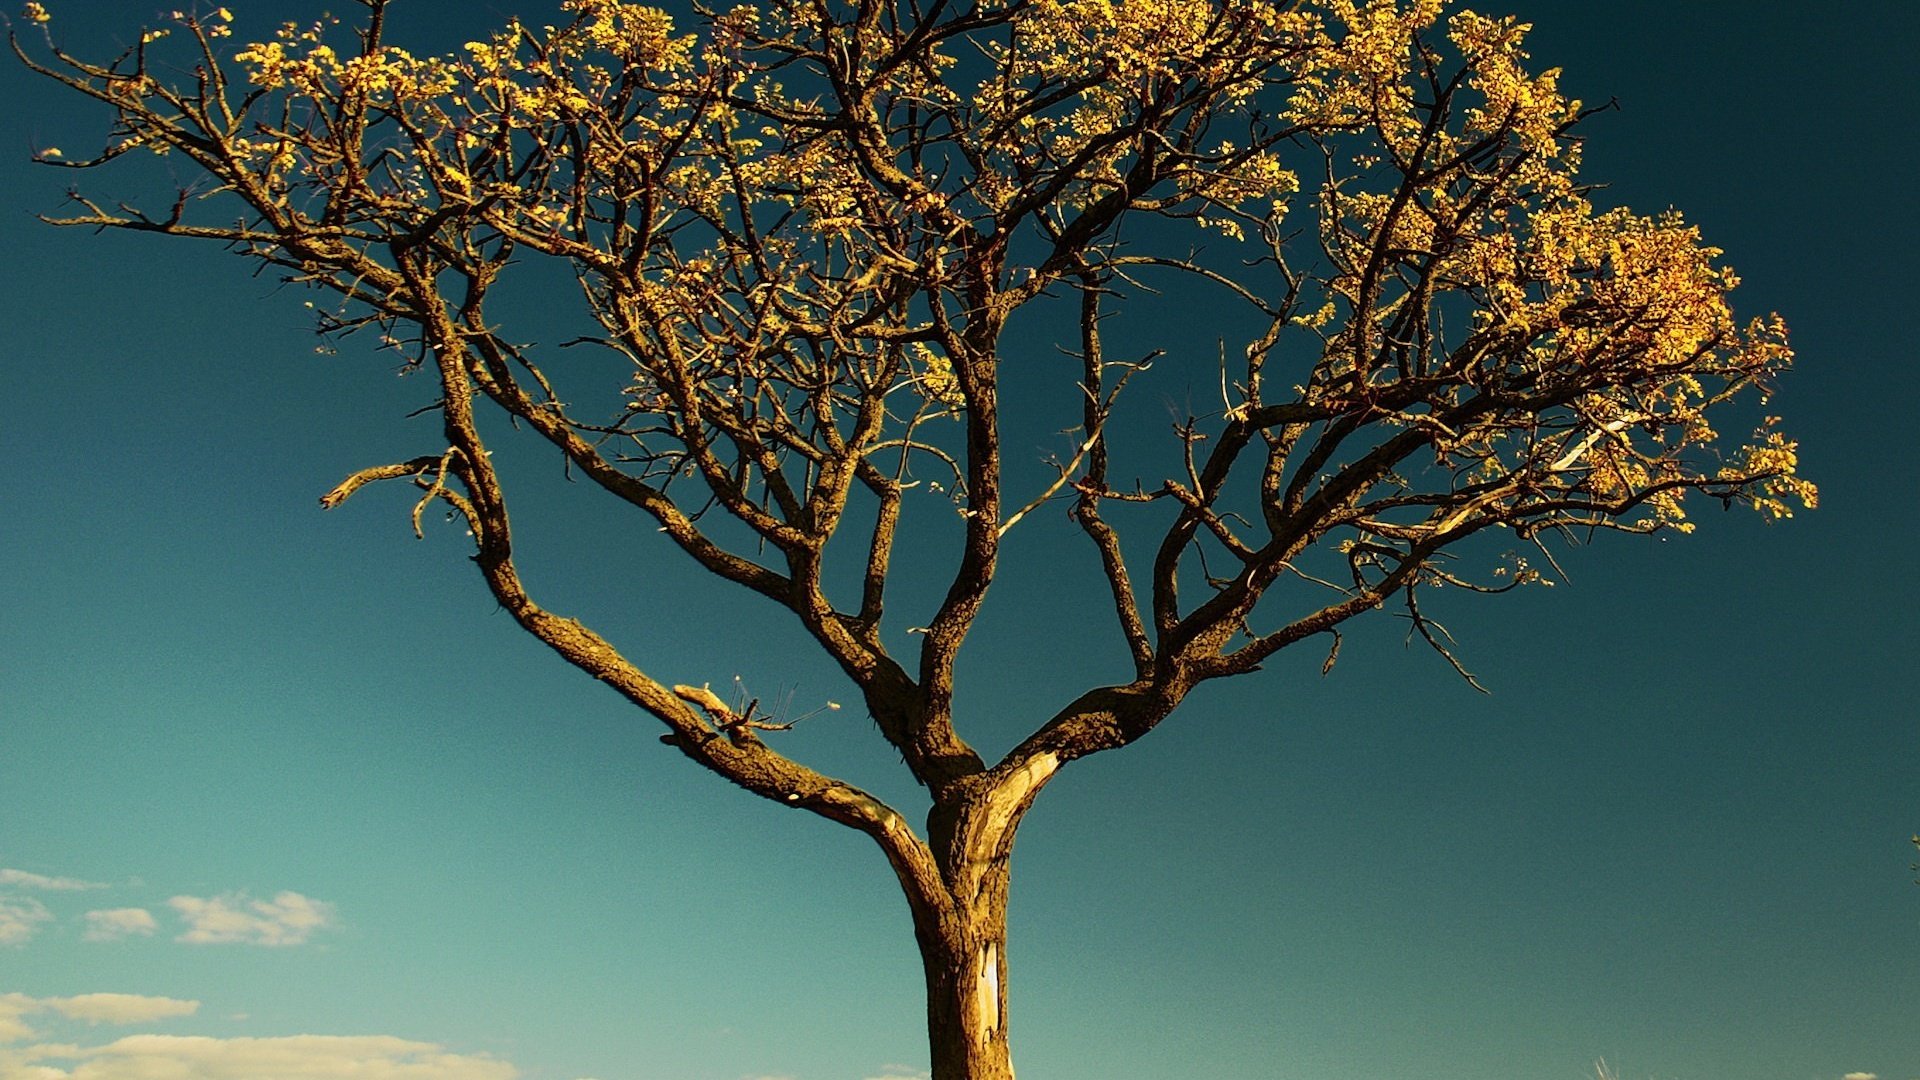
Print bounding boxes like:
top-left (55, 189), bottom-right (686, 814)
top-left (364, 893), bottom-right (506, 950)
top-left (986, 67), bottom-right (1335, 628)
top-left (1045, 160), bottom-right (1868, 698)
top-left (917, 880), bottom-right (1015, 1080)
top-left (906, 751), bottom-right (1059, 1080)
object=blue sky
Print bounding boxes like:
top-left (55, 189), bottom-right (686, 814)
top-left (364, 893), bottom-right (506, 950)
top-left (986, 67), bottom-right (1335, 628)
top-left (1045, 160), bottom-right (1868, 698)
top-left (0, 2), bottom-right (1914, 1079)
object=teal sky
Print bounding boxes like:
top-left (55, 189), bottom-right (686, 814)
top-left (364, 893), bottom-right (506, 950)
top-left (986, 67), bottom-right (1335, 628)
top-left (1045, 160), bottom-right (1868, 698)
top-left (0, 2), bottom-right (1913, 1079)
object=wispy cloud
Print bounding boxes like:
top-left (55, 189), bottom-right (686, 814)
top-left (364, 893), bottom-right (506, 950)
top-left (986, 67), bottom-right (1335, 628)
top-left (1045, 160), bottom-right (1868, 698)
top-left (863, 1067), bottom-right (930, 1080)
top-left (0, 996), bottom-right (36, 1043)
top-left (42, 994), bottom-right (199, 1026)
top-left (1, 1034), bottom-right (518, 1079)
top-left (168, 891), bottom-right (336, 946)
top-left (0, 899), bottom-right (51, 947)
top-left (0, 992), bottom-right (197, 1044)
top-left (0, 869), bottom-right (107, 892)
top-left (1842, 1073), bottom-right (1877, 1080)
top-left (82, 909), bottom-right (157, 943)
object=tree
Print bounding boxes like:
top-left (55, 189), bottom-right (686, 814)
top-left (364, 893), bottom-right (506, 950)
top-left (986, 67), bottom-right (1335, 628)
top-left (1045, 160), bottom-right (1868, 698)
top-left (14, 0), bottom-right (1813, 1076)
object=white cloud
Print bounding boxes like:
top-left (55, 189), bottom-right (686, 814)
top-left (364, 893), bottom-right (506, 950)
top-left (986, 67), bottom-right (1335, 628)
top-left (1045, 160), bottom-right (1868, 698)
top-left (0, 900), bottom-right (52, 947)
top-left (1843, 1073), bottom-right (1877, 1080)
top-left (0, 871), bottom-right (105, 893)
top-left (41, 997), bottom-right (198, 1027)
top-left (0, 993), bottom-right (197, 1046)
top-left (168, 892), bottom-right (336, 946)
top-left (81, 911), bottom-right (156, 944)
top-left (862, 1068), bottom-right (929, 1080)
top-left (3, 1034), bottom-right (518, 1080)
top-left (0, 996), bottom-right (37, 1044)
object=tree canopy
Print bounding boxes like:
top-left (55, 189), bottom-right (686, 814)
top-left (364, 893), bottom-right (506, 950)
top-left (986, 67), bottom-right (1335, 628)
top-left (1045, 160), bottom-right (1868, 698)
top-left (15, 0), bottom-right (1814, 1074)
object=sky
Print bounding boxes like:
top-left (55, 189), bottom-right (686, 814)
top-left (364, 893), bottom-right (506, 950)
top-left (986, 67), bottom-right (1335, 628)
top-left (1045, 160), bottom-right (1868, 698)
top-left (0, 2), bottom-right (1914, 1079)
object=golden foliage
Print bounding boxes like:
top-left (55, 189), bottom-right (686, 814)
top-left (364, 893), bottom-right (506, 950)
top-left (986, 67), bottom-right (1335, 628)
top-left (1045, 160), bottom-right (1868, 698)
top-left (18, 0), bottom-right (1810, 679)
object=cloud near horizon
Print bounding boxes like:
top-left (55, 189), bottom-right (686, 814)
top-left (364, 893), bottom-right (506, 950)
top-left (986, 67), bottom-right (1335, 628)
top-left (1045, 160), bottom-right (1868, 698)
top-left (0, 992), bottom-right (198, 1045)
top-left (0, 998), bottom-right (36, 1044)
top-left (2, 993), bottom-right (519, 1080)
top-left (0, 870), bottom-right (107, 892)
top-left (43, 995), bottom-right (200, 1026)
top-left (0, 1035), bottom-right (519, 1080)
top-left (82, 909), bottom-right (157, 943)
top-left (169, 891), bottom-right (336, 946)
top-left (0, 900), bottom-right (51, 948)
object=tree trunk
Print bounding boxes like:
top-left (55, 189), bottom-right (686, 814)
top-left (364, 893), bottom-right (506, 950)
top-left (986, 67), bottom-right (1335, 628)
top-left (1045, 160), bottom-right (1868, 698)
top-left (900, 753), bottom-right (1058, 1079)
top-left (916, 880), bottom-right (1014, 1080)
